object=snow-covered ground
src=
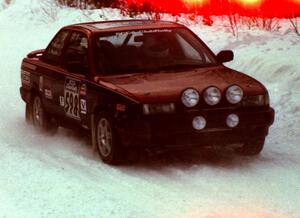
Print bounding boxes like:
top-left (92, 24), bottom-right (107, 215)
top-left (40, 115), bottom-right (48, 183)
top-left (0, 0), bottom-right (300, 217)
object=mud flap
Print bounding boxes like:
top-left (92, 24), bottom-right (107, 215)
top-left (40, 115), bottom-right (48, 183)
top-left (25, 103), bottom-right (33, 124)
top-left (91, 113), bottom-right (97, 151)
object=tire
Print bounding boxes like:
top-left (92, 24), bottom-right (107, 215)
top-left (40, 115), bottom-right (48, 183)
top-left (31, 95), bottom-right (58, 133)
top-left (235, 138), bottom-right (265, 156)
top-left (95, 113), bottom-right (124, 165)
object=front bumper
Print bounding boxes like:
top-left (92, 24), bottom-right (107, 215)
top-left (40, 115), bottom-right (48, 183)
top-left (118, 107), bottom-right (275, 149)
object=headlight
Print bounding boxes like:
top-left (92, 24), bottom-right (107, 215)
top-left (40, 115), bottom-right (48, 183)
top-left (226, 113), bottom-right (239, 128)
top-left (192, 116), bottom-right (206, 130)
top-left (181, 88), bottom-right (199, 107)
top-left (226, 85), bottom-right (243, 104)
top-left (204, 86), bottom-right (221, 106)
top-left (143, 103), bottom-right (175, 114)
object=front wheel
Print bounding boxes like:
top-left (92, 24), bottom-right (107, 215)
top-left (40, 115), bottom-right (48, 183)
top-left (235, 138), bottom-right (265, 156)
top-left (95, 113), bottom-right (124, 165)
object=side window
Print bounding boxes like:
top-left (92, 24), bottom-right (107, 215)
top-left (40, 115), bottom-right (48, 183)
top-left (43, 30), bottom-right (69, 65)
top-left (64, 32), bottom-right (89, 75)
top-left (175, 31), bottom-right (215, 64)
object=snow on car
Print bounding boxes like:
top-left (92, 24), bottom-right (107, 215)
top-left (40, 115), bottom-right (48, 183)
top-left (20, 20), bottom-right (275, 164)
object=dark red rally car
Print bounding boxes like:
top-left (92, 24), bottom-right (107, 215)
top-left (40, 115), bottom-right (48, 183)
top-left (20, 20), bottom-right (274, 164)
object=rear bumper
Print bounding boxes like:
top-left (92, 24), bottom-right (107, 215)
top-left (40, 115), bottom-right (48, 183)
top-left (117, 107), bottom-right (275, 149)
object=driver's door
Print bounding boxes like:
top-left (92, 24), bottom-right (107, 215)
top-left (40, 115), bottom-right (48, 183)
top-left (57, 31), bottom-right (90, 127)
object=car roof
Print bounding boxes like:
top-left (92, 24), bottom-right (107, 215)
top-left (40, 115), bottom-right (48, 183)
top-left (66, 19), bottom-right (183, 33)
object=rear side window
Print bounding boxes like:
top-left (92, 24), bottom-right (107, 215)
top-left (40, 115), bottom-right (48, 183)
top-left (64, 32), bottom-right (89, 75)
top-left (43, 30), bottom-right (69, 65)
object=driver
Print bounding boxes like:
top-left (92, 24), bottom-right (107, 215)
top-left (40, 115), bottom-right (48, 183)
top-left (142, 35), bottom-right (170, 59)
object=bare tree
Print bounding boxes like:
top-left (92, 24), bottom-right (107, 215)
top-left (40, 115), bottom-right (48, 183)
top-left (241, 16), bottom-right (281, 31)
top-left (40, 1), bottom-right (60, 22)
top-left (289, 17), bottom-right (300, 36)
top-left (227, 13), bottom-right (239, 38)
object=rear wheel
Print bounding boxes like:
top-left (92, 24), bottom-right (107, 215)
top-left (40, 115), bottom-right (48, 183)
top-left (95, 113), bottom-right (124, 165)
top-left (31, 95), bottom-right (58, 133)
top-left (235, 138), bottom-right (265, 156)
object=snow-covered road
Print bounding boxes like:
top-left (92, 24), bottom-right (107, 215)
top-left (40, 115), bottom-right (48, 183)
top-left (0, 1), bottom-right (299, 217)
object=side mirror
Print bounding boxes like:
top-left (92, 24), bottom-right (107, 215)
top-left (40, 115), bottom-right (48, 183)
top-left (27, 49), bottom-right (45, 58)
top-left (216, 50), bottom-right (234, 63)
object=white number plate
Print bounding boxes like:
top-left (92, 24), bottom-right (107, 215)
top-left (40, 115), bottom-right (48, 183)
top-left (64, 78), bottom-right (80, 120)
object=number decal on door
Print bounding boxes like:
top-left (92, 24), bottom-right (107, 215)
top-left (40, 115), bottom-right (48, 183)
top-left (64, 78), bottom-right (80, 120)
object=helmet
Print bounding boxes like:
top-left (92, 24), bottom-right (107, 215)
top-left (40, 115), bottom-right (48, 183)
top-left (142, 36), bottom-right (169, 58)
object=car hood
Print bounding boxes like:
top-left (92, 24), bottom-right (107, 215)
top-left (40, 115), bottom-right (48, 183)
top-left (95, 66), bottom-right (266, 103)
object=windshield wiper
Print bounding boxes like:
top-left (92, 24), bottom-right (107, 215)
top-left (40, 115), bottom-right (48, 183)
top-left (159, 63), bottom-right (216, 71)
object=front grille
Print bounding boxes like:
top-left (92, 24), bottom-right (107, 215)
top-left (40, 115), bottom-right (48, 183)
top-left (141, 107), bottom-right (273, 132)
top-left (120, 107), bottom-right (274, 147)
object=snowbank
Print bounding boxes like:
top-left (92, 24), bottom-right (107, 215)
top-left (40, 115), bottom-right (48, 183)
top-left (0, 1), bottom-right (299, 218)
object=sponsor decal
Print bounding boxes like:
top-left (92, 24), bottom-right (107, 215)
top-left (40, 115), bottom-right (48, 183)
top-left (44, 89), bottom-right (53, 99)
top-left (116, 104), bottom-right (126, 112)
top-left (59, 96), bottom-right (64, 107)
top-left (64, 78), bottom-right (80, 120)
top-left (39, 76), bottom-right (43, 91)
top-left (142, 29), bottom-right (172, 33)
top-left (80, 99), bottom-right (87, 114)
top-left (80, 84), bottom-right (87, 96)
top-left (21, 70), bottom-right (30, 86)
top-left (65, 79), bottom-right (78, 93)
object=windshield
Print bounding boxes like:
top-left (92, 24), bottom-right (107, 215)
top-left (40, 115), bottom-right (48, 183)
top-left (95, 27), bottom-right (217, 75)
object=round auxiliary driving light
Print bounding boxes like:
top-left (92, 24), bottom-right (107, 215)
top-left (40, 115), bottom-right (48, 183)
top-left (204, 86), bottom-right (221, 106)
top-left (182, 88), bottom-right (199, 107)
top-left (192, 116), bottom-right (206, 130)
top-left (226, 113), bottom-right (239, 128)
top-left (226, 85), bottom-right (243, 104)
